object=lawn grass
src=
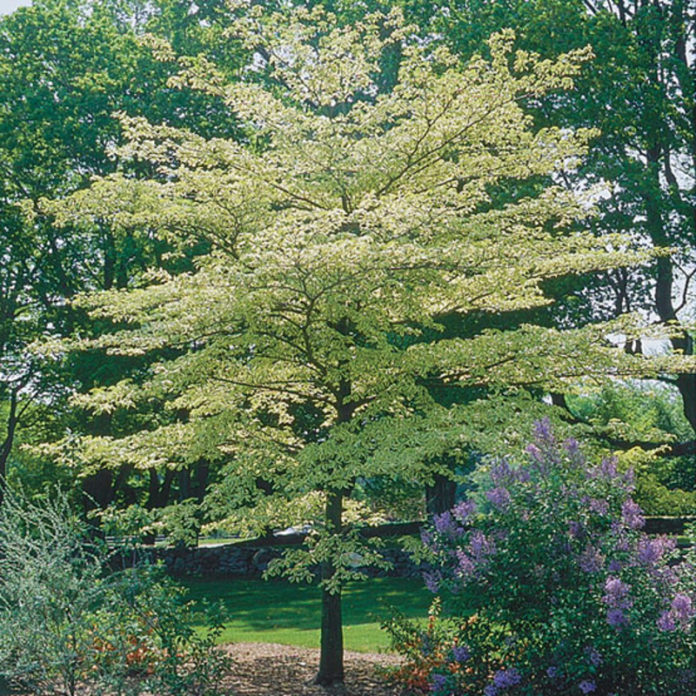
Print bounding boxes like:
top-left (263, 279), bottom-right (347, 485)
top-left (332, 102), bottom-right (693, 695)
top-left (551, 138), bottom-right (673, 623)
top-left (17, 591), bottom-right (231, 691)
top-left (182, 576), bottom-right (431, 652)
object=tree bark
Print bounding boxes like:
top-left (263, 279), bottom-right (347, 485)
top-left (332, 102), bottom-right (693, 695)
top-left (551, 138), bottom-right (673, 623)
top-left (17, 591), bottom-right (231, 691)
top-left (82, 468), bottom-right (114, 511)
top-left (0, 388), bottom-right (18, 505)
top-left (145, 467), bottom-right (175, 509)
top-left (426, 473), bottom-right (457, 516)
top-left (314, 489), bottom-right (344, 686)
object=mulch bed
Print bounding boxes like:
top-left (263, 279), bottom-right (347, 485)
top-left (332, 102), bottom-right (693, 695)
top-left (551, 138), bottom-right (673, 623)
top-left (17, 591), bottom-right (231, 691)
top-left (221, 643), bottom-right (404, 695)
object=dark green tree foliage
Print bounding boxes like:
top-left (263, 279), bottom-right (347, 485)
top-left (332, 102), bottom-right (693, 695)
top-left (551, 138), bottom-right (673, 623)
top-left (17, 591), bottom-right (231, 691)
top-left (357, 0), bottom-right (696, 505)
top-left (0, 0), bottom-right (244, 506)
top-left (415, 0), bottom-right (696, 411)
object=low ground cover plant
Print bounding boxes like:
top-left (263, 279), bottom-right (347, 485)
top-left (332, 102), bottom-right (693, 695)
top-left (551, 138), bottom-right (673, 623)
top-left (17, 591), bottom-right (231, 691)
top-left (387, 420), bottom-right (696, 695)
top-left (0, 490), bottom-right (230, 696)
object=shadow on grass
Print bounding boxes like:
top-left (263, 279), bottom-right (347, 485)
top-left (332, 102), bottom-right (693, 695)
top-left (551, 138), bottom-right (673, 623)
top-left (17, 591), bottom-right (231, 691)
top-left (183, 576), bottom-right (431, 634)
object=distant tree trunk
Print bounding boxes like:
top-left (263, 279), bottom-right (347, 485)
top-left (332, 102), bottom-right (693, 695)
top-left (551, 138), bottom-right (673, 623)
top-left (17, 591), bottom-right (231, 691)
top-left (0, 388), bottom-right (18, 505)
top-left (192, 461), bottom-right (210, 500)
top-left (82, 468), bottom-right (115, 511)
top-left (314, 489), bottom-right (344, 686)
top-left (146, 467), bottom-right (175, 509)
top-left (426, 473), bottom-right (456, 516)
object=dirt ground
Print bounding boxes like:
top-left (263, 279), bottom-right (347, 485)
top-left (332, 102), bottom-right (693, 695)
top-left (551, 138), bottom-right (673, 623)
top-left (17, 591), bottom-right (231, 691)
top-left (221, 643), bottom-right (404, 696)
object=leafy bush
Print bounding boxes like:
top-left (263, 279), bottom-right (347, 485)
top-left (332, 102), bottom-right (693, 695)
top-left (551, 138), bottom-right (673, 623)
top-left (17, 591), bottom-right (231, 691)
top-left (90, 565), bottom-right (231, 696)
top-left (381, 599), bottom-right (459, 694)
top-left (0, 490), bottom-right (230, 695)
top-left (391, 420), bottom-right (696, 695)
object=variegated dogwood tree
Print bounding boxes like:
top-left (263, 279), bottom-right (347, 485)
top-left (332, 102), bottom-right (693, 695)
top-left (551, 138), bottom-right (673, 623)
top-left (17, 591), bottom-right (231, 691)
top-left (34, 5), bottom-right (696, 685)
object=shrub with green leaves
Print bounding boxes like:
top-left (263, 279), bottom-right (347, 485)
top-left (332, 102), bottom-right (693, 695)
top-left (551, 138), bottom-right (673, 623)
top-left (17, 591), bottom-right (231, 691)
top-left (396, 420), bottom-right (696, 695)
top-left (0, 490), bottom-right (230, 695)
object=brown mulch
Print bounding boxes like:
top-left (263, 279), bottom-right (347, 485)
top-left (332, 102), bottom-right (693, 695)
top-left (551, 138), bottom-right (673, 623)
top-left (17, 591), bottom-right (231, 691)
top-left (220, 643), bottom-right (404, 695)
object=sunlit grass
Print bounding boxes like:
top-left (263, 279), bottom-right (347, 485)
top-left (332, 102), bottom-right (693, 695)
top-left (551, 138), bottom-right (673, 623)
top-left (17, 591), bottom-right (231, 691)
top-left (183, 576), bottom-right (431, 652)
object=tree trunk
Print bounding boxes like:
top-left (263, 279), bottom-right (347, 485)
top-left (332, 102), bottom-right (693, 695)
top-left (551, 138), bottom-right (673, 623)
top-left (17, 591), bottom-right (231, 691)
top-left (425, 473), bottom-right (457, 516)
top-left (145, 467), bottom-right (175, 509)
top-left (0, 389), bottom-right (18, 505)
top-left (82, 468), bottom-right (114, 511)
top-left (314, 489), bottom-right (344, 686)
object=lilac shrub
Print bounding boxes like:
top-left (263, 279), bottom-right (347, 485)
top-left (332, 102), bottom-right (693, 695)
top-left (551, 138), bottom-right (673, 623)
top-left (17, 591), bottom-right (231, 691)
top-left (420, 420), bottom-right (696, 695)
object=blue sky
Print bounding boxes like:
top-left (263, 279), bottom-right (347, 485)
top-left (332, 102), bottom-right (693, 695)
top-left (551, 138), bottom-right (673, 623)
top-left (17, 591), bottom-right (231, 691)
top-left (0, 0), bottom-right (31, 15)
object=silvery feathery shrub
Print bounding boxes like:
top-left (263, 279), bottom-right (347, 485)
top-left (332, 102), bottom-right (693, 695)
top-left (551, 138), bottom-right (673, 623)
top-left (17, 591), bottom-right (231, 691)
top-left (416, 420), bottom-right (696, 696)
top-left (0, 490), bottom-right (230, 696)
top-left (0, 489), bottom-right (105, 695)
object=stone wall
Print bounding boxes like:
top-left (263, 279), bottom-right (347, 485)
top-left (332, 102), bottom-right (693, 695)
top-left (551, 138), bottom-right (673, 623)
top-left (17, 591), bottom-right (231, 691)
top-left (152, 543), bottom-right (424, 579)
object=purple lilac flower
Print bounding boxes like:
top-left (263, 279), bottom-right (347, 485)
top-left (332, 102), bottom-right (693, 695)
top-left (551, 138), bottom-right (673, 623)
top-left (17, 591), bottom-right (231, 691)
top-left (657, 610), bottom-right (677, 632)
top-left (599, 457), bottom-right (618, 479)
top-left (637, 536), bottom-right (675, 566)
top-left (585, 647), bottom-right (602, 667)
top-left (534, 417), bottom-right (555, 445)
top-left (486, 486), bottom-right (511, 509)
top-left (672, 593), bottom-right (694, 623)
top-left (658, 566), bottom-right (679, 586)
top-left (423, 571), bottom-right (441, 593)
top-left (483, 686), bottom-right (498, 696)
top-left (430, 673), bottom-right (447, 693)
top-left (490, 668), bottom-right (521, 690)
top-left (616, 537), bottom-right (630, 552)
top-left (546, 666), bottom-right (559, 679)
top-left (621, 499), bottom-right (645, 530)
top-left (515, 467), bottom-right (531, 483)
top-left (578, 680), bottom-right (596, 694)
top-left (607, 608), bottom-right (628, 628)
top-left (434, 511), bottom-right (456, 535)
top-left (608, 559), bottom-right (623, 573)
top-left (588, 498), bottom-right (609, 515)
top-left (470, 530), bottom-right (495, 560)
top-left (568, 520), bottom-right (584, 539)
top-left (564, 437), bottom-right (582, 462)
top-left (603, 577), bottom-right (632, 627)
top-left (452, 500), bottom-right (476, 523)
top-left (579, 545), bottom-right (604, 573)
top-left (451, 645), bottom-right (470, 662)
top-left (525, 443), bottom-right (543, 463)
top-left (603, 577), bottom-right (631, 608)
top-left (491, 460), bottom-right (513, 484)
top-left (455, 549), bottom-right (475, 579)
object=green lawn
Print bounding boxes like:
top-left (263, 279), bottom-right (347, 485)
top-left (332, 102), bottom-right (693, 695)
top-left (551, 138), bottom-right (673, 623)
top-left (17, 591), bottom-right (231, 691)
top-left (182, 576), bottom-right (431, 652)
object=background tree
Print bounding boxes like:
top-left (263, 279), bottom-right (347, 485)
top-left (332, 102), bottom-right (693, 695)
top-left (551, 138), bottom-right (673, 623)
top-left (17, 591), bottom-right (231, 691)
top-left (0, 0), bottom-right (242, 508)
top-left (394, 0), bottom-right (696, 507)
top-left (37, 6), bottom-right (696, 684)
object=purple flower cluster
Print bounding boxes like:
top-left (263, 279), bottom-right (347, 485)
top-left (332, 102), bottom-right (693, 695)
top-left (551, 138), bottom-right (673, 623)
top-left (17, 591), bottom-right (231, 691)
top-left (658, 593), bottom-right (695, 632)
top-left (430, 673), bottom-right (448, 693)
top-left (621, 499), bottom-right (645, 530)
top-left (486, 486), bottom-right (511, 510)
top-left (452, 500), bottom-right (476, 523)
top-left (585, 646), bottom-right (602, 667)
top-left (454, 530), bottom-right (496, 580)
top-left (568, 520), bottom-right (584, 539)
top-left (483, 668), bottom-right (521, 695)
top-left (637, 536), bottom-right (675, 566)
top-left (602, 577), bottom-right (632, 628)
top-left (578, 679), bottom-right (596, 694)
top-left (433, 511), bottom-right (457, 536)
top-left (451, 644), bottom-right (470, 662)
top-left (587, 497), bottom-right (609, 516)
top-left (578, 544), bottom-right (604, 574)
top-left (423, 570), bottom-right (442, 593)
